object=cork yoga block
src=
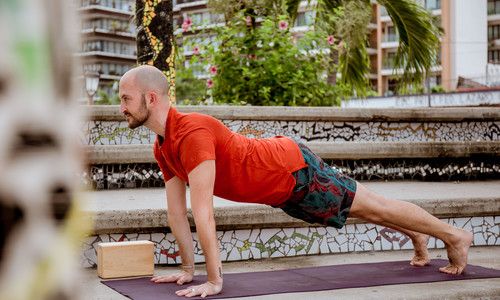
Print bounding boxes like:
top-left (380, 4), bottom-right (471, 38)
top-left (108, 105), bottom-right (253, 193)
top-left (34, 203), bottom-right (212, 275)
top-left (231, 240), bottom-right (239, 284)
top-left (97, 241), bottom-right (154, 279)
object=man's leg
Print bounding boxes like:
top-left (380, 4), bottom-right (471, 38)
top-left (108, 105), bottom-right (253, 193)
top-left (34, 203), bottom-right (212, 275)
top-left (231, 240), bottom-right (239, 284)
top-left (349, 181), bottom-right (473, 274)
top-left (367, 219), bottom-right (430, 266)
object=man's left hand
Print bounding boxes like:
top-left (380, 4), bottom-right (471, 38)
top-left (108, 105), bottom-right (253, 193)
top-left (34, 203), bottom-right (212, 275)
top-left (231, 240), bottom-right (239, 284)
top-left (175, 280), bottom-right (223, 298)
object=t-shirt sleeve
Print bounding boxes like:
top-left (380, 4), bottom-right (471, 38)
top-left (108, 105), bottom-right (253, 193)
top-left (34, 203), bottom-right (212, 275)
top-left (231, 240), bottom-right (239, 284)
top-left (179, 129), bottom-right (216, 175)
top-left (153, 140), bottom-right (175, 182)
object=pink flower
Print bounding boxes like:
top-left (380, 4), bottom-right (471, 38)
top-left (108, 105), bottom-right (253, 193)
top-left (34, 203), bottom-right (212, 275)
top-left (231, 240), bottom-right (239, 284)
top-left (206, 78), bottom-right (213, 88)
top-left (209, 65), bottom-right (217, 75)
top-left (182, 17), bottom-right (192, 32)
top-left (246, 16), bottom-right (252, 26)
top-left (278, 20), bottom-right (288, 31)
top-left (248, 54), bottom-right (256, 60)
top-left (193, 46), bottom-right (200, 55)
top-left (327, 35), bottom-right (335, 45)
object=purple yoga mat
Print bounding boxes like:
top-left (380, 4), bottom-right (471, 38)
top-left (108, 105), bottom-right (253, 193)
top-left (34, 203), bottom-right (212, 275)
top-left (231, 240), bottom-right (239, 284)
top-left (101, 259), bottom-right (500, 300)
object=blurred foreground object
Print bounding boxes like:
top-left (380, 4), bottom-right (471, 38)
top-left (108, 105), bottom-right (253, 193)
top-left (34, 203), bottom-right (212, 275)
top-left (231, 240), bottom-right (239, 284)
top-left (0, 0), bottom-right (90, 299)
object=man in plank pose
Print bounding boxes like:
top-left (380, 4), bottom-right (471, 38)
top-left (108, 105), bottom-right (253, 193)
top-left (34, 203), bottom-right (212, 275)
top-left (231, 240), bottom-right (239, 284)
top-left (119, 65), bottom-right (473, 298)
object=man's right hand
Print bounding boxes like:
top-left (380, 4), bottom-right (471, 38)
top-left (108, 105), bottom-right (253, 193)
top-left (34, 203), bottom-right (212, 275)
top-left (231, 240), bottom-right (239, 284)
top-left (150, 269), bottom-right (193, 285)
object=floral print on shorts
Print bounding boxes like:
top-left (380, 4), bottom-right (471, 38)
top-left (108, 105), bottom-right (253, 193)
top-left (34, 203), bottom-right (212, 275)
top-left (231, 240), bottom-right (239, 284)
top-left (274, 142), bottom-right (357, 229)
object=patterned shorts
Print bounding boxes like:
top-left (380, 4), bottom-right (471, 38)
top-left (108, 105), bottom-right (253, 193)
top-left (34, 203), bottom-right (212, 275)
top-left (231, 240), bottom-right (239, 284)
top-left (274, 142), bottom-right (357, 229)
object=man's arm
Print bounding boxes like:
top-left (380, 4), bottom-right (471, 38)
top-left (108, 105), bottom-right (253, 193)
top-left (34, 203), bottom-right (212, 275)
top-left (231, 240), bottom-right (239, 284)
top-left (151, 176), bottom-right (194, 285)
top-left (176, 160), bottom-right (223, 298)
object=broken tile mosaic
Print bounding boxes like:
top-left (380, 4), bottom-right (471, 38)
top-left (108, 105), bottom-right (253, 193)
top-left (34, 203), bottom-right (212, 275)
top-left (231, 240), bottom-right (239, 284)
top-left (83, 158), bottom-right (500, 190)
top-left (80, 216), bottom-right (499, 267)
top-left (83, 120), bottom-right (499, 145)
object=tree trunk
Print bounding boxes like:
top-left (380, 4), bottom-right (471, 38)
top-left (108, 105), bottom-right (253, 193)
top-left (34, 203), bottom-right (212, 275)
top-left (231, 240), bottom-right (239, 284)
top-left (135, 0), bottom-right (176, 102)
top-left (327, 48), bottom-right (339, 85)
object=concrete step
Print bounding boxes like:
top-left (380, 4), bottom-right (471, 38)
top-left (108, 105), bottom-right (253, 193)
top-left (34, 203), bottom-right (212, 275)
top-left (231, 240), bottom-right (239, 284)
top-left (86, 141), bottom-right (500, 163)
top-left (87, 105), bottom-right (500, 122)
top-left (80, 246), bottom-right (500, 300)
top-left (80, 181), bottom-right (500, 268)
top-left (82, 180), bottom-right (500, 234)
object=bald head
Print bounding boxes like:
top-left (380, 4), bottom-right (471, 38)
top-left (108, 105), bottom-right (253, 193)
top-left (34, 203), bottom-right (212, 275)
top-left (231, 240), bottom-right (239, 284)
top-left (119, 65), bottom-right (171, 131)
top-left (120, 65), bottom-right (169, 98)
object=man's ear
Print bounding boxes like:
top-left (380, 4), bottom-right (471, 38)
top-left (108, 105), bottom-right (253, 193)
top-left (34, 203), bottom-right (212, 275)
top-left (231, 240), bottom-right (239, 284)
top-left (147, 92), bottom-right (157, 105)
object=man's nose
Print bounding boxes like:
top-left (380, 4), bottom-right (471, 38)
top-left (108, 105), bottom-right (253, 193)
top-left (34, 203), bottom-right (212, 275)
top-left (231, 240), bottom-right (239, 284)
top-left (120, 103), bottom-right (126, 113)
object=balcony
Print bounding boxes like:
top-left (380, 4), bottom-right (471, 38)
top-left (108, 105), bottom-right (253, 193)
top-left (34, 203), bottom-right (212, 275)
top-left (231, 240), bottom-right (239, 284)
top-left (381, 34), bottom-right (399, 49)
top-left (81, 0), bottom-right (133, 10)
top-left (367, 47), bottom-right (377, 55)
top-left (78, 41), bottom-right (137, 60)
top-left (76, 51), bottom-right (136, 61)
top-left (81, 28), bottom-right (136, 39)
top-left (379, 6), bottom-right (391, 23)
top-left (174, 0), bottom-right (207, 11)
top-left (383, 34), bottom-right (399, 43)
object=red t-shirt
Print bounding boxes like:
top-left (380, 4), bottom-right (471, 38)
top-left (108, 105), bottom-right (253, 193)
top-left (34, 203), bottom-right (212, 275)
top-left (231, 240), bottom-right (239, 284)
top-left (153, 107), bottom-right (307, 206)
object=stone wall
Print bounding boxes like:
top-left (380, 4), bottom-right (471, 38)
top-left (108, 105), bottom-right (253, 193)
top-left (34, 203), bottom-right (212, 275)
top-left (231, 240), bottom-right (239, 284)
top-left (83, 106), bottom-right (500, 188)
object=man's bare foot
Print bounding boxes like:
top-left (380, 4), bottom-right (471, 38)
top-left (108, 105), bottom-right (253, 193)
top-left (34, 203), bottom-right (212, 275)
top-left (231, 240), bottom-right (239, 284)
top-left (439, 229), bottom-right (473, 275)
top-left (410, 233), bottom-right (430, 267)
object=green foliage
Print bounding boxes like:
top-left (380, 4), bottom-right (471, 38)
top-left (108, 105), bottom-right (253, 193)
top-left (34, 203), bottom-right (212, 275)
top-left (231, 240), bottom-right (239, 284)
top-left (175, 57), bottom-right (208, 105)
top-left (431, 85), bottom-right (445, 94)
top-left (96, 89), bottom-right (120, 105)
top-left (179, 11), bottom-right (348, 106)
top-left (321, 1), bottom-right (371, 97)
top-left (178, 0), bottom-right (442, 104)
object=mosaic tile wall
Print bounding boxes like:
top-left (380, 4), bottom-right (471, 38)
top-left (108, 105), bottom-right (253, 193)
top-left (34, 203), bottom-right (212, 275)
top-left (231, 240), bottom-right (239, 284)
top-left (81, 216), bottom-right (499, 267)
top-left (84, 157), bottom-right (500, 189)
top-left (84, 120), bottom-right (500, 145)
top-left (84, 163), bottom-right (165, 189)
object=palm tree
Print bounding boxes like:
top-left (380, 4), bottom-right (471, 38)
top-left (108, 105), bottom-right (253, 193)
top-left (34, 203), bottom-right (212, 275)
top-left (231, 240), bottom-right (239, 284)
top-left (287, 0), bottom-right (442, 96)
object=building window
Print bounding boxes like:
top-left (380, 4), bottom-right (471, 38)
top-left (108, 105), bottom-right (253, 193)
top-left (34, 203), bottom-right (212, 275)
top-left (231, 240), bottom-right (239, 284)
top-left (177, 0), bottom-right (202, 4)
top-left (424, 0), bottom-right (441, 10)
top-left (187, 11), bottom-right (224, 26)
top-left (380, 6), bottom-right (388, 17)
top-left (488, 50), bottom-right (500, 63)
top-left (82, 18), bottom-right (134, 34)
top-left (81, 0), bottom-right (133, 12)
top-left (182, 35), bottom-right (218, 53)
top-left (82, 40), bottom-right (135, 56)
top-left (428, 75), bottom-right (442, 88)
top-left (488, 24), bottom-right (500, 40)
top-left (384, 26), bottom-right (398, 42)
top-left (386, 78), bottom-right (398, 96)
top-left (84, 63), bottom-right (132, 76)
top-left (295, 11), bottom-right (315, 27)
top-left (383, 52), bottom-right (397, 69)
top-left (488, 0), bottom-right (500, 15)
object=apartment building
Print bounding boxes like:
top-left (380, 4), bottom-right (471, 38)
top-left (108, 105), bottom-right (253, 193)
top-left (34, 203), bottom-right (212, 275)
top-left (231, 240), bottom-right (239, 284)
top-left (77, 0), bottom-right (136, 99)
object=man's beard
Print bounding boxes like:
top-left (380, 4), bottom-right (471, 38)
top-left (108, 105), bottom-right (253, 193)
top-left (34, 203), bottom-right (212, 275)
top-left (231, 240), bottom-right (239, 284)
top-left (126, 95), bottom-right (150, 129)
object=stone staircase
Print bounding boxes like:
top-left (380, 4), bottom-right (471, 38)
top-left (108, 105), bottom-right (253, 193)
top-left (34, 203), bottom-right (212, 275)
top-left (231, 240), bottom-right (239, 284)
top-left (81, 105), bottom-right (500, 269)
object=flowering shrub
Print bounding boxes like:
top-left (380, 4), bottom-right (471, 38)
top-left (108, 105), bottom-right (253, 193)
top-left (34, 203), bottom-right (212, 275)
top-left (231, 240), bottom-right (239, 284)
top-left (177, 13), bottom-right (350, 106)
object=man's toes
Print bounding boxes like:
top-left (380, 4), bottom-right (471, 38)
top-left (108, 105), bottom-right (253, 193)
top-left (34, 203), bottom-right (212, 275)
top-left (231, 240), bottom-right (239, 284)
top-left (412, 261), bottom-right (426, 267)
top-left (439, 265), bottom-right (461, 274)
top-left (410, 256), bottom-right (429, 267)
